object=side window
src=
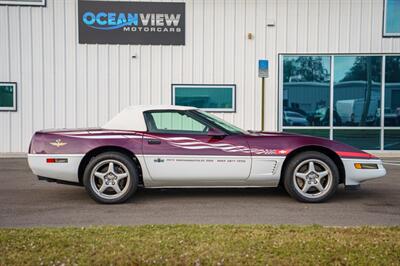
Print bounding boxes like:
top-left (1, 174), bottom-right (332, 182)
top-left (145, 111), bottom-right (208, 134)
top-left (384, 0), bottom-right (400, 36)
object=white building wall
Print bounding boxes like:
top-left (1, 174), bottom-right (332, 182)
top-left (0, 0), bottom-right (399, 153)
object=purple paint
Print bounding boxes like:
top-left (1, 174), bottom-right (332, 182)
top-left (29, 128), bottom-right (374, 159)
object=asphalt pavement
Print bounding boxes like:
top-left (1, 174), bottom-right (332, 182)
top-left (0, 158), bottom-right (399, 227)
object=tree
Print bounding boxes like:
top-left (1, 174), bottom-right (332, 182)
top-left (283, 57), bottom-right (329, 83)
top-left (340, 57), bottom-right (381, 82)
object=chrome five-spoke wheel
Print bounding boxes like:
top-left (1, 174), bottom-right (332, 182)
top-left (90, 159), bottom-right (131, 200)
top-left (283, 151), bottom-right (339, 203)
top-left (293, 159), bottom-right (333, 199)
top-left (83, 152), bottom-right (138, 204)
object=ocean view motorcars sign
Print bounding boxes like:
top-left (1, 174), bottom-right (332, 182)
top-left (78, 0), bottom-right (185, 45)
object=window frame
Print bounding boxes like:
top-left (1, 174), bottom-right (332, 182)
top-left (0, 0), bottom-right (46, 6)
top-left (171, 84), bottom-right (236, 113)
top-left (383, 0), bottom-right (400, 37)
top-left (279, 53), bottom-right (400, 151)
top-left (0, 82), bottom-right (17, 111)
top-left (143, 110), bottom-right (213, 135)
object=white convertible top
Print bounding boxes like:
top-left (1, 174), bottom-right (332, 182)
top-left (102, 105), bottom-right (197, 131)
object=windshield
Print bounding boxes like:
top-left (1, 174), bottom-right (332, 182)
top-left (195, 110), bottom-right (248, 134)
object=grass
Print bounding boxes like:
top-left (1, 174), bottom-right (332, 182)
top-left (1, 225), bottom-right (399, 265)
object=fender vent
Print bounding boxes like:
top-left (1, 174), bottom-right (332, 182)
top-left (271, 161), bottom-right (278, 174)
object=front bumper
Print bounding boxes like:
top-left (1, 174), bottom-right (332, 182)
top-left (342, 158), bottom-right (386, 186)
top-left (27, 154), bottom-right (84, 183)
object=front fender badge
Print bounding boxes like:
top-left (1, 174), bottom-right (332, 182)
top-left (50, 139), bottom-right (67, 148)
top-left (277, 149), bottom-right (288, 155)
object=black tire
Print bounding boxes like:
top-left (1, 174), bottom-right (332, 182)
top-left (283, 151), bottom-right (339, 203)
top-left (83, 152), bottom-right (138, 204)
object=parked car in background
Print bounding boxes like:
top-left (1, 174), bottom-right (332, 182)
top-left (28, 105), bottom-right (386, 204)
top-left (283, 111), bottom-right (309, 126)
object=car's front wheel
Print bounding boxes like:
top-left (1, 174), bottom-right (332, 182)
top-left (83, 152), bottom-right (138, 204)
top-left (283, 151), bottom-right (339, 203)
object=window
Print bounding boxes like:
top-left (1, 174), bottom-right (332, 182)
top-left (384, 129), bottom-right (400, 150)
top-left (384, 56), bottom-right (400, 127)
top-left (280, 54), bottom-right (400, 150)
top-left (282, 56), bottom-right (331, 127)
top-left (332, 56), bottom-right (382, 150)
top-left (144, 111), bottom-right (208, 134)
top-left (0, 82), bottom-right (17, 111)
top-left (172, 84), bottom-right (236, 112)
top-left (333, 129), bottom-right (381, 150)
top-left (333, 56), bottom-right (382, 127)
top-left (0, 0), bottom-right (46, 6)
top-left (384, 0), bottom-right (400, 36)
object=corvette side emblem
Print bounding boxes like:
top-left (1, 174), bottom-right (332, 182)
top-left (50, 139), bottom-right (67, 148)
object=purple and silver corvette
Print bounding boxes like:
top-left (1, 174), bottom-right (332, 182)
top-left (28, 105), bottom-right (386, 203)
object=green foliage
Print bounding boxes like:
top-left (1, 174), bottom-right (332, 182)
top-left (341, 56), bottom-right (382, 82)
top-left (1, 225), bottom-right (399, 265)
top-left (283, 56), bottom-right (330, 83)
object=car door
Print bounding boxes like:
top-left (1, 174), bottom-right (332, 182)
top-left (141, 110), bottom-right (251, 185)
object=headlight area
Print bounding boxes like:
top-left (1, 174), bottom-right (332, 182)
top-left (342, 158), bottom-right (386, 186)
top-left (354, 163), bottom-right (379, 169)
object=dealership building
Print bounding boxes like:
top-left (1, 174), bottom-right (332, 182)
top-left (0, 0), bottom-right (399, 153)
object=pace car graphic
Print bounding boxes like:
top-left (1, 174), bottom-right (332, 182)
top-left (60, 132), bottom-right (288, 155)
top-left (49, 139), bottom-right (67, 148)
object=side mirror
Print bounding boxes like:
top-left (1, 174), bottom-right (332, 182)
top-left (207, 127), bottom-right (226, 138)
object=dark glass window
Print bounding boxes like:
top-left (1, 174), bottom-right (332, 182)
top-left (172, 85), bottom-right (235, 112)
top-left (0, 85), bottom-right (14, 108)
top-left (384, 0), bottom-right (400, 36)
top-left (0, 83), bottom-right (16, 111)
top-left (333, 130), bottom-right (381, 150)
top-left (333, 56), bottom-right (382, 127)
top-left (384, 130), bottom-right (400, 150)
top-left (283, 129), bottom-right (330, 139)
top-left (281, 54), bottom-right (400, 150)
top-left (384, 56), bottom-right (400, 126)
top-left (283, 56), bottom-right (331, 126)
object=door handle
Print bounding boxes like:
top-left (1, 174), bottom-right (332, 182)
top-left (147, 139), bottom-right (161, 145)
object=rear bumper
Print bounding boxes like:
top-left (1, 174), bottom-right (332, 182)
top-left (27, 154), bottom-right (84, 183)
top-left (342, 158), bottom-right (386, 186)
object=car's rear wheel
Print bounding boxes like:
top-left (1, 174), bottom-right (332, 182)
top-left (83, 152), bottom-right (138, 204)
top-left (283, 151), bottom-right (339, 203)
